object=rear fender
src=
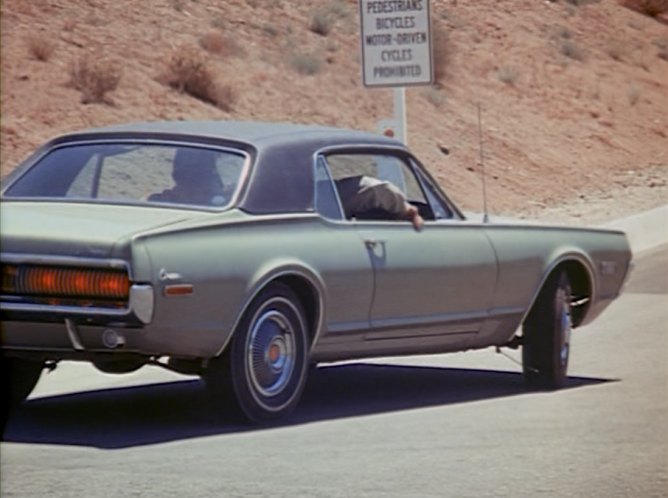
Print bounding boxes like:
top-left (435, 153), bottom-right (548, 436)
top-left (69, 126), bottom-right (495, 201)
top-left (522, 249), bottom-right (596, 329)
top-left (214, 260), bottom-right (326, 357)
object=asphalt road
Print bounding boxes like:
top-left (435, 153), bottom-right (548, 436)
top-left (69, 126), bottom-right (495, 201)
top-left (1, 245), bottom-right (666, 498)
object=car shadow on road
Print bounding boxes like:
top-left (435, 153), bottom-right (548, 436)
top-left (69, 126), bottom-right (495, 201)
top-left (2, 363), bottom-right (614, 449)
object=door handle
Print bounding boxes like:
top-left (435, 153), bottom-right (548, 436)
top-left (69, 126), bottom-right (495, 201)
top-left (364, 239), bottom-right (383, 248)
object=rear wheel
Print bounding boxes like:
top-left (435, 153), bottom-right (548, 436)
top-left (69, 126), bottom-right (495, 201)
top-left (204, 283), bottom-right (309, 423)
top-left (522, 271), bottom-right (572, 389)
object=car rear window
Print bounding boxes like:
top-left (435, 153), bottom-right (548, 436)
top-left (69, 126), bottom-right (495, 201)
top-left (3, 142), bottom-right (248, 209)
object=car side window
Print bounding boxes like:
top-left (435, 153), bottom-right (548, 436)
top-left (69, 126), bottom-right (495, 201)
top-left (324, 152), bottom-right (433, 222)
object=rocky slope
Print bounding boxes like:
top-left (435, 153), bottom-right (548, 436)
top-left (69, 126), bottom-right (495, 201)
top-left (2, 0), bottom-right (667, 219)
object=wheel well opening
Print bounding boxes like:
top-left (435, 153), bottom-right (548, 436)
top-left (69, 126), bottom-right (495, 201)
top-left (274, 275), bottom-right (320, 345)
top-left (555, 260), bottom-right (592, 327)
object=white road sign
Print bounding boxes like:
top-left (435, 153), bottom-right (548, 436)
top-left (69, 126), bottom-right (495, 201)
top-left (359, 0), bottom-right (433, 87)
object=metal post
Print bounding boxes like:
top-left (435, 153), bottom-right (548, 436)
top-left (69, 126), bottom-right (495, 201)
top-left (393, 87), bottom-right (407, 145)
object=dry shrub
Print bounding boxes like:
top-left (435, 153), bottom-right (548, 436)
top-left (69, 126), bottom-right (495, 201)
top-left (162, 45), bottom-right (235, 110)
top-left (289, 52), bottom-right (322, 75)
top-left (309, 1), bottom-right (348, 36)
top-left (199, 31), bottom-right (244, 58)
top-left (28, 34), bottom-right (54, 61)
top-left (559, 39), bottom-right (586, 61)
top-left (200, 31), bottom-right (226, 54)
top-left (497, 65), bottom-right (520, 86)
top-left (605, 42), bottom-right (626, 61)
top-left (262, 23), bottom-right (280, 38)
top-left (69, 55), bottom-right (121, 104)
top-left (627, 84), bottom-right (641, 105)
top-left (623, 0), bottom-right (668, 16)
top-left (422, 86), bottom-right (446, 107)
top-left (432, 21), bottom-right (451, 86)
top-left (63, 18), bottom-right (76, 32)
top-left (310, 9), bottom-right (336, 36)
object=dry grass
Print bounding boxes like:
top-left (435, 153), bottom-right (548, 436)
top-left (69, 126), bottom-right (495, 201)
top-left (69, 55), bottom-right (122, 104)
top-left (27, 34), bottom-right (54, 61)
top-left (162, 45), bottom-right (235, 111)
top-left (623, 0), bottom-right (668, 17)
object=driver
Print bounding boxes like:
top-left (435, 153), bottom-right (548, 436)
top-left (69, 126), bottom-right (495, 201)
top-left (150, 148), bottom-right (225, 206)
top-left (335, 175), bottom-right (424, 231)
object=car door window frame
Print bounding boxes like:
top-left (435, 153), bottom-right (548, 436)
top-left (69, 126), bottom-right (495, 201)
top-left (313, 145), bottom-right (461, 224)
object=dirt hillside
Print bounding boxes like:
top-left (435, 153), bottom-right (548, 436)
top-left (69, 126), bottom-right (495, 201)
top-left (1, 0), bottom-right (667, 222)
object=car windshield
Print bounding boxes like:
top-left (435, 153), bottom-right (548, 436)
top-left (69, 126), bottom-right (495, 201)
top-left (2, 142), bottom-right (248, 209)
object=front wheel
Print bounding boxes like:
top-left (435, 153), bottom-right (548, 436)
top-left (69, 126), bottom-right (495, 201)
top-left (522, 271), bottom-right (572, 389)
top-left (204, 283), bottom-right (310, 423)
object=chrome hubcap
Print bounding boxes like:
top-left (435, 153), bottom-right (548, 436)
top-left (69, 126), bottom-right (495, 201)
top-left (247, 310), bottom-right (295, 397)
top-left (559, 293), bottom-right (572, 367)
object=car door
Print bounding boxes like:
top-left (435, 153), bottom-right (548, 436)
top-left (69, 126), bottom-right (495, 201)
top-left (322, 150), bottom-right (498, 346)
top-left (312, 156), bottom-right (376, 339)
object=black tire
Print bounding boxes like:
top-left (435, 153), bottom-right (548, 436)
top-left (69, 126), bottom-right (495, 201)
top-left (1, 357), bottom-right (44, 430)
top-left (204, 283), bottom-right (310, 423)
top-left (522, 271), bottom-right (572, 389)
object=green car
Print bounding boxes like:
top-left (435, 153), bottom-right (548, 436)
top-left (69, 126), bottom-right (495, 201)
top-left (0, 121), bottom-right (632, 423)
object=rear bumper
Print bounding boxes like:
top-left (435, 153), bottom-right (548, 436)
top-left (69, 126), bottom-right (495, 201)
top-left (1, 320), bottom-right (150, 357)
top-left (1, 284), bottom-right (155, 325)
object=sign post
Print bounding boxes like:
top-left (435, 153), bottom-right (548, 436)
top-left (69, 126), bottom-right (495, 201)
top-left (359, 0), bottom-right (433, 144)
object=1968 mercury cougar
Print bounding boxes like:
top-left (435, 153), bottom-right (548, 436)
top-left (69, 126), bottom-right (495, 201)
top-left (0, 121), bottom-right (632, 423)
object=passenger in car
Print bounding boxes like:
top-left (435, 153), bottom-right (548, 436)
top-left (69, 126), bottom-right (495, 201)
top-left (335, 175), bottom-right (424, 231)
top-left (149, 148), bottom-right (226, 206)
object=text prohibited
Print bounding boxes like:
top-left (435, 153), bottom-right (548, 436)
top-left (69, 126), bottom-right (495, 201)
top-left (359, 0), bottom-right (433, 87)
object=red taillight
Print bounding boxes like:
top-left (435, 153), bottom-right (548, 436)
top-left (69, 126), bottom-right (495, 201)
top-left (2, 265), bottom-right (130, 300)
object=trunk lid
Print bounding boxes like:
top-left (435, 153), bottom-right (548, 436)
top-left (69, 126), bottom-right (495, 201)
top-left (0, 201), bottom-right (208, 259)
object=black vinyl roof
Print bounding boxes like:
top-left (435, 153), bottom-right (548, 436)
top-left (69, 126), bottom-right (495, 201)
top-left (60, 120), bottom-right (401, 150)
top-left (48, 120), bottom-right (409, 215)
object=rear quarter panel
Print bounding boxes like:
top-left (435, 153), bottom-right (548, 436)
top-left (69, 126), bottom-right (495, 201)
top-left (136, 212), bottom-right (373, 358)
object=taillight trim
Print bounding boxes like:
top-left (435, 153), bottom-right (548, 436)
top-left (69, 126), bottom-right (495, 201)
top-left (0, 254), bottom-right (130, 271)
top-left (3, 265), bottom-right (131, 300)
top-left (0, 254), bottom-right (154, 325)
